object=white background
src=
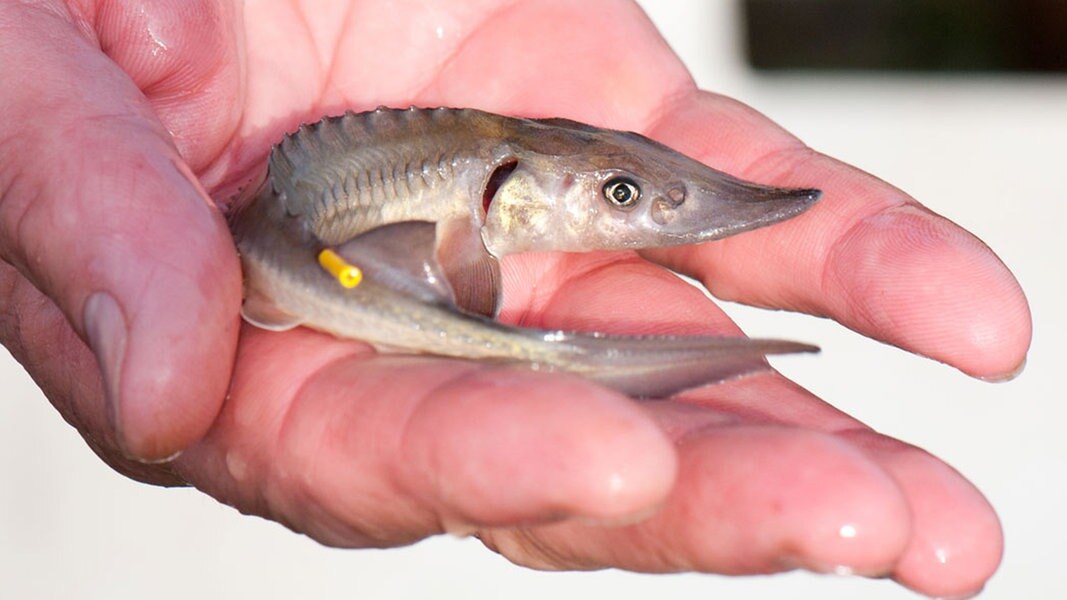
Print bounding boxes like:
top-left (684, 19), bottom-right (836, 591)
top-left (2, 1), bottom-right (1063, 598)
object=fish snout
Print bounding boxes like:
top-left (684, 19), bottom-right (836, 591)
top-left (658, 177), bottom-right (821, 242)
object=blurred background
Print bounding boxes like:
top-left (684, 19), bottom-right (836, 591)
top-left (2, 1), bottom-right (1064, 598)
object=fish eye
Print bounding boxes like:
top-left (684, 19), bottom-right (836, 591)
top-left (603, 177), bottom-right (640, 207)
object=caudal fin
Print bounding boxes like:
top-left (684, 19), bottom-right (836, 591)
top-left (541, 332), bottom-right (818, 398)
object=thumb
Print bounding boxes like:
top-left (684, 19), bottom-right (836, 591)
top-left (0, 4), bottom-right (241, 459)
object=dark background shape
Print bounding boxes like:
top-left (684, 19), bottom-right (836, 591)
top-left (743, 0), bottom-right (1067, 72)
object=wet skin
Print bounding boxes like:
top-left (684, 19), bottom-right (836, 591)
top-left (0, 1), bottom-right (1031, 598)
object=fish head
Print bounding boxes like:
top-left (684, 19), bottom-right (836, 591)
top-left (481, 119), bottom-right (820, 256)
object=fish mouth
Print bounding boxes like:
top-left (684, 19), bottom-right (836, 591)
top-left (658, 178), bottom-right (821, 242)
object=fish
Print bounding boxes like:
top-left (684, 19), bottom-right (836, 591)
top-left (229, 107), bottom-right (821, 397)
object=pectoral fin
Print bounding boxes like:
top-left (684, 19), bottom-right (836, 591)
top-left (334, 221), bottom-right (457, 307)
top-left (435, 217), bottom-right (502, 317)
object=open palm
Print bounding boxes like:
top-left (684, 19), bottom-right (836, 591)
top-left (0, 1), bottom-right (1030, 597)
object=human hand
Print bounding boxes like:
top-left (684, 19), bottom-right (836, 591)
top-left (0, 2), bottom-right (1030, 598)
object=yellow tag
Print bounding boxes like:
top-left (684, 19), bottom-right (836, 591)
top-left (318, 249), bottom-right (363, 288)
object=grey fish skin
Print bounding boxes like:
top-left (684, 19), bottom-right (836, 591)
top-left (260, 107), bottom-right (820, 255)
top-left (230, 107), bottom-right (820, 397)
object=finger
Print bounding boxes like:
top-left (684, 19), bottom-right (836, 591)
top-left (415, 0), bottom-right (692, 128)
top-left (90, 0), bottom-right (244, 172)
top-left (0, 3), bottom-right (241, 459)
top-left (174, 244), bottom-right (743, 545)
top-left (841, 430), bottom-right (1003, 598)
top-left (0, 262), bottom-right (183, 485)
top-left (499, 250), bottom-right (745, 337)
top-left (479, 381), bottom-right (1001, 597)
top-left (489, 256), bottom-right (911, 574)
top-left (177, 326), bottom-right (678, 547)
top-left (501, 250), bottom-right (851, 431)
top-left (640, 91), bottom-right (1031, 380)
top-left (683, 380), bottom-right (1002, 597)
top-left (480, 405), bottom-right (913, 578)
top-left (487, 254), bottom-right (1001, 595)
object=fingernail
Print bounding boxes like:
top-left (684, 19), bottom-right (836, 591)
top-left (977, 356), bottom-right (1027, 382)
top-left (799, 559), bottom-right (893, 579)
top-left (576, 500), bottom-right (663, 528)
top-left (440, 517), bottom-right (481, 538)
top-left (931, 590), bottom-right (983, 600)
top-left (84, 292), bottom-right (128, 449)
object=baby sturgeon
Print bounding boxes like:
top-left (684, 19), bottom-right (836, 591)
top-left (230, 107), bottom-right (820, 397)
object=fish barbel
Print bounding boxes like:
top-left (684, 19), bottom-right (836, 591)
top-left (230, 107), bottom-right (820, 397)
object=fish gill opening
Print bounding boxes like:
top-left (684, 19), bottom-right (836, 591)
top-left (482, 159), bottom-right (519, 216)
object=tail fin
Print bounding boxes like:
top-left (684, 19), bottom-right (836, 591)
top-left (541, 332), bottom-right (817, 398)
